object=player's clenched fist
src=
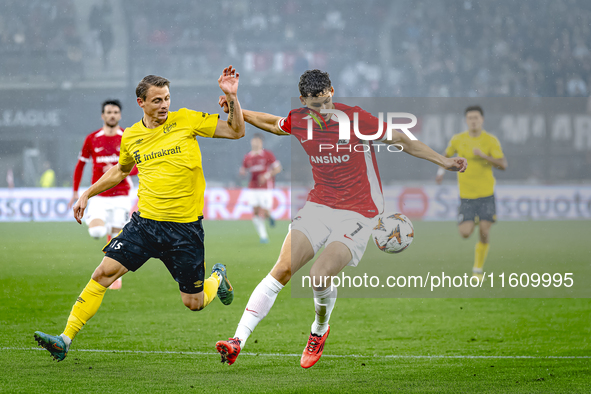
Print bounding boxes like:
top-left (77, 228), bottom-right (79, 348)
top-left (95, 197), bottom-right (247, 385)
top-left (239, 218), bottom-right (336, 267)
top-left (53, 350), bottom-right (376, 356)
top-left (444, 157), bottom-right (468, 172)
top-left (219, 95), bottom-right (229, 113)
top-left (72, 195), bottom-right (88, 224)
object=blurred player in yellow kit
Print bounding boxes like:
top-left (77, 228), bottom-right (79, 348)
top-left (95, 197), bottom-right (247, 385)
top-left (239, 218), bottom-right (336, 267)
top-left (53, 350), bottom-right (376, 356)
top-left (436, 106), bottom-right (507, 279)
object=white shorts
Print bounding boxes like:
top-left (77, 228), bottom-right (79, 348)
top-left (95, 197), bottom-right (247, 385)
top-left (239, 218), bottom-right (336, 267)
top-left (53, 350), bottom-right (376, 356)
top-left (246, 189), bottom-right (273, 210)
top-left (85, 195), bottom-right (132, 229)
top-left (290, 202), bottom-right (376, 267)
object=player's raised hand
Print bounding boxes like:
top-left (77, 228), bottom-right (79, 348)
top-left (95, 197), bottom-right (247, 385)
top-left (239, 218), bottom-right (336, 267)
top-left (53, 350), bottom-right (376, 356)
top-left (443, 157), bottom-right (468, 173)
top-left (72, 194), bottom-right (89, 224)
top-left (218, 95), bottom-right (229, 113)
top-left (218, 65), bottom-right (240, 95)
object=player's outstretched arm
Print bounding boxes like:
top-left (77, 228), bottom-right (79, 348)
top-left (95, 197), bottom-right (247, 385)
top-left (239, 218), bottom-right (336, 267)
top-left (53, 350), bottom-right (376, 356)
top-left (219, 96), bottom-right (288, 137)
top-left (435, 152), bottom-right (452, 184)
top-left (246, 110), bottom-right (289, 136)
top-left (213, 66), bottom-right (245, 140)
top-left (72, 162), bottom-right (134, 224)
top-left (385, 132), bottom-right (467, 172)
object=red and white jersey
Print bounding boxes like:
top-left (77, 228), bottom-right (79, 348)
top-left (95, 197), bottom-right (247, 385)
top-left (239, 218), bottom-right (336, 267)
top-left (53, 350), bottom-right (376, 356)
top-left (242, 149), bottom-right (279, 189)
top-left (73, 127), bottom-right (134, 197)
top-left (278, 102), bottom-right (386, 218)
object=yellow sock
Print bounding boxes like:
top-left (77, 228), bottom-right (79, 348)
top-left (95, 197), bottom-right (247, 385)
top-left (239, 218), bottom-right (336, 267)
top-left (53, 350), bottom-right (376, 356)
top-left (201, 273), bottom-right (221, 308)
top-left (473, 242), bottom-right (490, 271)
top-left (63, 279), bottom-right (107, 340)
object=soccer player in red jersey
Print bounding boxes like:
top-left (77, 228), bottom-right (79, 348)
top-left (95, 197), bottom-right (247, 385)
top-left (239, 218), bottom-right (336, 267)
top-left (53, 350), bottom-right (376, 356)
top-left (68, 100), bottom-right (137, 289)
top-left (240, 133), bottom-right (282, 243)
top-left (215, 70), bottom-right (468, 368)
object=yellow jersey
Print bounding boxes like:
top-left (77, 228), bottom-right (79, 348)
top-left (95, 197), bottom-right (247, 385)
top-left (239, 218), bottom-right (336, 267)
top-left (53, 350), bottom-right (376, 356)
top-left (40, 169), bottom-right (56, 188)
top-left (119, 108), bottom-right (218, 222)
top-left (445, 130), bottom-right (504, 199)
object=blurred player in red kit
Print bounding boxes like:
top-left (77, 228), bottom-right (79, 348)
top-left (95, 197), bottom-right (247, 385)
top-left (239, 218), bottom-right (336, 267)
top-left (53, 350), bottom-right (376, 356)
top-left (240, 133), bottom-right (282, 243)
top-left (68, 100), bottom-right (137, 289)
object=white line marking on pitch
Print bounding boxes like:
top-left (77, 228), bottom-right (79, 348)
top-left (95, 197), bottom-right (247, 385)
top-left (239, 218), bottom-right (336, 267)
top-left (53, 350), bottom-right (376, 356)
top-left (5, 347), bottom-right (591, 359)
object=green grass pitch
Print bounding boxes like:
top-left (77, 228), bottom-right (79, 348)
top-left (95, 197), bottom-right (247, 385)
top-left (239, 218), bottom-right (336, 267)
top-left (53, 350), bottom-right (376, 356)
top-left (0, 220), bottom-right (590, 393)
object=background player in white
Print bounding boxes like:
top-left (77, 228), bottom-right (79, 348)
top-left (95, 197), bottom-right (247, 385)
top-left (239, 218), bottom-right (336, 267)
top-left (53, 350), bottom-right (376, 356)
top-left (216, 70), bottom-right (467, 368)
top-left (68, 100), bottom-right (137, 289)
top-left (240, 133), bottom-right (282, 243)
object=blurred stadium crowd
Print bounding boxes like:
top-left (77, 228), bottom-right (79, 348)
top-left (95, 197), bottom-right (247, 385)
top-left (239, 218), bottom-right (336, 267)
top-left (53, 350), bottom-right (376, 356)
top-left (2, 0), bottom-right (591, 97)
top-left (0, 0), bottom-right (83, 81)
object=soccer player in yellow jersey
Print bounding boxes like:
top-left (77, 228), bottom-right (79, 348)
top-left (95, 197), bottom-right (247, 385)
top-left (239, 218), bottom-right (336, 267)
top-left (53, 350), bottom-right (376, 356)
top-left (34, 66), bottom-right (245, 362)
top-left (436, 105), bottom-right (508, 280)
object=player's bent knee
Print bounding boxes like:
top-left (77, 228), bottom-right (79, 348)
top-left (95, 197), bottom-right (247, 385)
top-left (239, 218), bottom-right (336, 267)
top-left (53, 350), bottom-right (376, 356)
top-left (309, 265), bottom-right (323, 280)
top-left (88, 226), bottom-right (108, 239)
top-left (309, 266), bottom-right (332, 285)
top-left (184, 298), bottom-right (204, 311)
top-left (92, 266), bottom-right (118, 282)
top-left (92, 266), bottom-right (110, 280)
top-left (458, 225), bottom-right (473, 239)
top-left (187, 302), bottom-right (204, 312)
top-left (91, 257), bottom-right (127, 285)
top-left (181, 292), bottom-right (205, 311)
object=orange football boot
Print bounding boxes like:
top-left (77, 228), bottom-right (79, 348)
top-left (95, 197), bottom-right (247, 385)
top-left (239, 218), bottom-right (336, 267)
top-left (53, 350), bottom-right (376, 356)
top-left (216, 338), bottom-right (241, 365)
top-left (300, 326), bottom-right (330, 368)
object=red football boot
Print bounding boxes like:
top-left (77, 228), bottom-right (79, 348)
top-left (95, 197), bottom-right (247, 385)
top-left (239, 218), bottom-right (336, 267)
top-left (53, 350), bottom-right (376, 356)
top-left (216, 338), bottom-right (241, 365)
top-left (300, 326), bottom-right (330, 368)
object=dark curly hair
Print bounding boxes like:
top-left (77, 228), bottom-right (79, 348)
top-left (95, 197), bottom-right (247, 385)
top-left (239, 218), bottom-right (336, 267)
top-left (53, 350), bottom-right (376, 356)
top-left (102, 99), bottom-right (122, 113)
top-left (298, 69), bottom-right (332, 97)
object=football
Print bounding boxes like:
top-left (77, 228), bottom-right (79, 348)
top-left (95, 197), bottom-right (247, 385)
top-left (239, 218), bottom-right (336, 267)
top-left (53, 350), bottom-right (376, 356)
top-left (372, 213), bottom-right (414, 254)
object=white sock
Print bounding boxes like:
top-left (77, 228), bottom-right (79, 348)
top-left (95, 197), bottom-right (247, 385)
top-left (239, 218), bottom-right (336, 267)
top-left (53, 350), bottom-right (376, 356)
top-left (311, 287), bottom-right (337, 336)
top-left (252, 216), bottom-right (268, 240)
top-left (234, 274), bottom-right (283, 348)
top-left (60, 333), bottom-right (72, 348)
